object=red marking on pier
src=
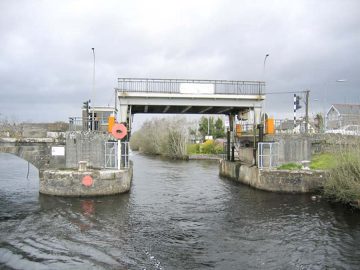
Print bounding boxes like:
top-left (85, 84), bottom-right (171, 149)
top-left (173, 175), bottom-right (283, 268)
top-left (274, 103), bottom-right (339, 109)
top-left (82, 175), bottom-right (93, 187)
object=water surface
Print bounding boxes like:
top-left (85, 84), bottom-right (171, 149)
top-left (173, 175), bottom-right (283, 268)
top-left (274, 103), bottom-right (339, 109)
top-left (0, 153), bottom-right (360, 269)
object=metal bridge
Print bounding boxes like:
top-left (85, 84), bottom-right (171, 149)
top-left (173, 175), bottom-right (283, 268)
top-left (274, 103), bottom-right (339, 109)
top-left (115, 78), bottom-right (266, 162)
top-left (116, 78), bottom-right (265, 117)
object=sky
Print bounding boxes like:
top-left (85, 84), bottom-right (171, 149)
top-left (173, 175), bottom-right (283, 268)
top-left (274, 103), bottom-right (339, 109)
top-left (0, 0), bottom-right (359, 124)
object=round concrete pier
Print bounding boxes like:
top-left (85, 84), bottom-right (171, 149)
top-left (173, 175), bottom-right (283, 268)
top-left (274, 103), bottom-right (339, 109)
top-left (39, 166), bottom-right (133, 196)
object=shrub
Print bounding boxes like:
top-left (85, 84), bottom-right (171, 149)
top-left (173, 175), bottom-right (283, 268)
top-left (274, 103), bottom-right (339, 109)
top-left (187, 144), bottom-right (199, 155)
top-left (323, 148), bottom-right (360, 204)
top-left (201, 140), bottom-right (223, 154)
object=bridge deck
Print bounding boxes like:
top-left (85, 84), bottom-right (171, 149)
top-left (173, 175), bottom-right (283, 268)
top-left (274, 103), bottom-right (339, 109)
top-left (116, 78), bottom-right (265, 115)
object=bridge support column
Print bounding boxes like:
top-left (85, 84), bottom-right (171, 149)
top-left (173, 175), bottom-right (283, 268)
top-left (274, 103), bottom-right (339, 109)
top-left (119, 104), bottom-right (128, 124)
top-left (230, 114), bottom-right (235, 162)
top-left (226, 114), bottom-right (236, 162)
top-left (252, 106), bottom-right (262, 165)
top-left (226, 128), bottom-right (230, 161)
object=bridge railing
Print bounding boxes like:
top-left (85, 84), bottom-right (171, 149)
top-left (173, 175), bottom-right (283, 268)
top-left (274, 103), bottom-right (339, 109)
top-left (117, 78), bottom-right (265, 95)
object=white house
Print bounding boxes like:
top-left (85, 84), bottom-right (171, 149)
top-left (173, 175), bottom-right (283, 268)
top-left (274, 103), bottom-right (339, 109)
top-left (326, 104), bottom-right (360, 129)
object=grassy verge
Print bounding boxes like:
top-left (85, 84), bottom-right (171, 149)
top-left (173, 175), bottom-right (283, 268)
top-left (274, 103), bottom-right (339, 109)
top-left (310, 153), bottom-right (337, 170)
top-left (323, 149), bottom-right (360, 205)
top-left (277, 163), bottom-right (302, 170)
top-left (278, 153), bottom-right (337, 170)
top-left (277, 151), bottom-right (360, 207)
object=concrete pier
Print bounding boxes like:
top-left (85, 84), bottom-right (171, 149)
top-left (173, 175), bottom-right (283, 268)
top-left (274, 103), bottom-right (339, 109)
top-left (219, 160), bottom-right (326, 193)
top-left (0, 125), bottom-right (133, 197)
top-left (39, 167), bottom-right (132, 197)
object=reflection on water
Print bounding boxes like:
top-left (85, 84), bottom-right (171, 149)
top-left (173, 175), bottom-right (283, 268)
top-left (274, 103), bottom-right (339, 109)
top-left (0, 153), bottom-right (360, 269)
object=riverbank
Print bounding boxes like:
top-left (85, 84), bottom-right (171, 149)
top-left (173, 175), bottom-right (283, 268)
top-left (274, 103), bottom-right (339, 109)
top-left (188, 154), bottom-right (222, 160)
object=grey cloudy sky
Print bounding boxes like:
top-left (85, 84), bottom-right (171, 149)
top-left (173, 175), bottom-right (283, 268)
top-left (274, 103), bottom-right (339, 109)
top-left (0, 0), bottom-right (359, 123)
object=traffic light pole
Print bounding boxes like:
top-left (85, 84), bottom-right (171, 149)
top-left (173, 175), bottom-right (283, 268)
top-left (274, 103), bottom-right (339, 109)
top-left (305, 90), bottom-right (310, 134)
top-left (293, 94), bottom-right (297, 127)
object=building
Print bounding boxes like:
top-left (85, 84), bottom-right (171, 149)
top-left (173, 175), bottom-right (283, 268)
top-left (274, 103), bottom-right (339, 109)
top-left (275, 119), bottom-right (316, 134)
top-left (326, 104), bottom-right (360, 129)
top-left (81, 106), bottom-right (115, 132)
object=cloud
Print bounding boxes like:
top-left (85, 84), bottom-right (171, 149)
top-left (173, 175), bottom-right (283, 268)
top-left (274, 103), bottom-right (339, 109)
top-left (0, 0), bottom-right (359, 123)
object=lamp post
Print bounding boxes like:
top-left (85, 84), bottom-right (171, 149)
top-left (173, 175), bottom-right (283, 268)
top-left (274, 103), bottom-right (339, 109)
top-left (262, 54), bottom-right (269, 116)
top-left (263, 54), bottom-right (269, 77)
top-left (91, 48), bottom-right (96, 131)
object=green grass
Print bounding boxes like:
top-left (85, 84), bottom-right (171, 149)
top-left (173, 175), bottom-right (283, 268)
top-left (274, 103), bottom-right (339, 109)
top-left (310, 153), bottom-right (337, 170)
top-left (187, 143), bottom-right (200, 155)
top-left (187, 141), bottom-right (223, 155)
top-left (277, 163), bottom-right (302, 170)
top-left (277, 153), bottom-right (336, 171)
top-left (323, 150), bottom-right (360, 204)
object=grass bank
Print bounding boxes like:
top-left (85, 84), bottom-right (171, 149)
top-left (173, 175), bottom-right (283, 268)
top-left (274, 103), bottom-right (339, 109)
top-left (277, 151), bottom-right (360, 208)
top-left (323, 149), bottom-right (360, 207)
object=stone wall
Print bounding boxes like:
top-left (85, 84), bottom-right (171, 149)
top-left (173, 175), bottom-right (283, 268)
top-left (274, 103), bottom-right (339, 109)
top-left (265, 134), bottom-right (311, 164)
top-left (0, 130), bottom-right (118, 170)
top-left (0, 137), bottom-right (66, 170)
top-left (20, 123), bottom-right (68, 138)
top-left (65, 131), bottom-right (115, 169)
top-left (219, 160), bottom-right (326, 193)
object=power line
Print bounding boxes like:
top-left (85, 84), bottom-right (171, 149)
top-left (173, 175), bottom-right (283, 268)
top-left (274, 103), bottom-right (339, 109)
top-left (266, 90), bottom-right (308, 95)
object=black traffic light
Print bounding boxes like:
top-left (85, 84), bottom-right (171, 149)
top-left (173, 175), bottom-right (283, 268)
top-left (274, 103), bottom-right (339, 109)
top-left (83, 100), bottom-right (90, 113)
top-left (295, 95), bottom-right (302, 110)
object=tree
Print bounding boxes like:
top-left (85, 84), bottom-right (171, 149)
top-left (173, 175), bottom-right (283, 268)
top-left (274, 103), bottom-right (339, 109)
top-left (129, 116), bottom-right (188, 159)
top-left (198, 116), bottom-right (225, 139)
top-left (314, 113), bottom-right (324, 133)
top-left (214, 117), bottom-right (225, 138)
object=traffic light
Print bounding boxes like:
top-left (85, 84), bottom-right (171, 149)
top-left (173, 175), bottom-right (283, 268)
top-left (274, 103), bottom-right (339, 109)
top-left (83, 100), bottom-right (90, 113)
top-left (295, 95), bottom-right (302, 110)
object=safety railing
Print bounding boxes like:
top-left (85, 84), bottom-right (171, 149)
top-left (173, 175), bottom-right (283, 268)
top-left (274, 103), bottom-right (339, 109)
top-left (69, 117), bottom-right (109, 132)
top-left (104, 141), bottom-right (129, 169)
top-left (257, 142), bottom-right (279, 169)
top-left (117, 78), bottom-right (265, 95)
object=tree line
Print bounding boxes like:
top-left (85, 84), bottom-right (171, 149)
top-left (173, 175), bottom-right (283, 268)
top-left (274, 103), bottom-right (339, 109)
top-left (130, 116), bottom-right (226, 158)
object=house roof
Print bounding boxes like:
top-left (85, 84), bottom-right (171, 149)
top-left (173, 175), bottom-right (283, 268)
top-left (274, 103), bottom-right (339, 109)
top-left (277, 119), bottom-right (314, 131)
top-left (332, 104), bottom-right (360, 115)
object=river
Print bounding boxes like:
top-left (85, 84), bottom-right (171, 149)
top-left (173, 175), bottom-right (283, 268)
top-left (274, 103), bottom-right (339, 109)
top-left (0, 153), bottom-right (360, 269)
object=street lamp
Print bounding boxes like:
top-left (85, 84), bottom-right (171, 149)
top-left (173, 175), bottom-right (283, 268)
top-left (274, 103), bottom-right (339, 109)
top-left (262, 54), bottom-right (270, 114)
top-left (263, 54), bottom-right (269, 76)
top-left (91, 48), bottom-right (96, 130)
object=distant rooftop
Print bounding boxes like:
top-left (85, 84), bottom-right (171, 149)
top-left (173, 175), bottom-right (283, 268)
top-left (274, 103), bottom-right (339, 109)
top-left (331, 104), bottom-right (360, 115)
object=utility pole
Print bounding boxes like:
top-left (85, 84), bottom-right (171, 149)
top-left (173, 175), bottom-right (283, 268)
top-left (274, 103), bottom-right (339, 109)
top-left (305, 90), bottom-right (310, 134)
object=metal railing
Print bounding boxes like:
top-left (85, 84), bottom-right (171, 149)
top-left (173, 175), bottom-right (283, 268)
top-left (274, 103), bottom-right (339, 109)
top-left (69, 117), bottom-right (109, 132)
top-left (104, 141), bottom-right (129, 169)
top-left (258, 142), bottom-right (279, 169)
top-left (117, 78), bottom-right (265, 95)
